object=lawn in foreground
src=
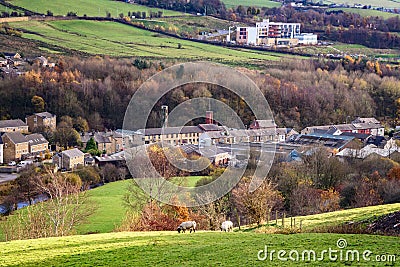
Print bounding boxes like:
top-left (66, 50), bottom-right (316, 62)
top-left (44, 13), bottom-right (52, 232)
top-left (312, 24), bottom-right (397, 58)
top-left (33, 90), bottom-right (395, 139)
top-left (0, 231), bottom-right (398, 266)
top-left (11, 20), bottom-right (286, 62)
top-left (7, 0), bottom-right (181, 17)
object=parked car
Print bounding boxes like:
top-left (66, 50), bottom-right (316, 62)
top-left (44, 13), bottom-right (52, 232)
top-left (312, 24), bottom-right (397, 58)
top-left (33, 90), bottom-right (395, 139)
top-left (8, 161), bottom-right (16, 166)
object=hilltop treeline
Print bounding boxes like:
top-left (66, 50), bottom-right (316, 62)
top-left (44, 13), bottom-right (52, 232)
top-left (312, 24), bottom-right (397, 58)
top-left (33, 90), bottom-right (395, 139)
top-left (1, 56), bottom-right (400, 130)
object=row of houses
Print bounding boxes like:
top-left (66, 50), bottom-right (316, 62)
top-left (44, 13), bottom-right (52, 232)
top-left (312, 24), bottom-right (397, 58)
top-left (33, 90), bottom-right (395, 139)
top-left (0, 112), bottom-right (56, 134)
top-left (301, 117), bottom-right (384, 137)
top-left (0, 132), bottom-right (49, 163)
top-left (130, 120), bottom-right (296, 146)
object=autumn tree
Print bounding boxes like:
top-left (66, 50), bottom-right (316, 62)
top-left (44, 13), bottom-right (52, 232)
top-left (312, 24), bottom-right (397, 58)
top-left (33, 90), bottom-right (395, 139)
top-left (31, 95), bottom-right (45, 113)
top-left (232, 178), bottom-right (283, 225)
top-left (55, 121), bottom-right (81, 149)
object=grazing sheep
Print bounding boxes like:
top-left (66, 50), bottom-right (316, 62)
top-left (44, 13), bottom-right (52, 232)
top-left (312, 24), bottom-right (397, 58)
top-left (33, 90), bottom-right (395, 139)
top-left (177, 221), bottom-right (196, 233)
top-left (221, 221), bottom-right (233, 232)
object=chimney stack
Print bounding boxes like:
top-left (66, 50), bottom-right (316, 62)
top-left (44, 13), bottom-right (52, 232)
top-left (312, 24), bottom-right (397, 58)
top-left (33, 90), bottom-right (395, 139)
top-left (161, 105), bottom-right (168, 128)
top-left (206, 111), bottom-right (213, 124)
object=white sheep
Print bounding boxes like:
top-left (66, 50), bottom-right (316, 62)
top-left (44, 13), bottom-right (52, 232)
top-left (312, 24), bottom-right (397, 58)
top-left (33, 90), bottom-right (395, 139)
top-left (177, 221), bottom-right (196, 233)
top-left (221, 221), bottom-right (233, 232)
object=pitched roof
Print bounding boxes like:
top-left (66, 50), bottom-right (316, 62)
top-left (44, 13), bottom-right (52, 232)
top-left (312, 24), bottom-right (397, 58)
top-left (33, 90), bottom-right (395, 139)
top-left (25, 133), bottom-right (48, 146)
top-left (288, 133), bottom-right (354, 150)
top-left (81, 132), bottom-right (112, 144)
top-left (0, 119), bottom-right (27, 128)
top-left (142, 126), bottom-right (203, 136)
top-left (340, 132), bottom-right (371, 140)
top-left (3, 132), bottom-right (27, 144)
top-left (352, 117), bottom-right (380, 124)
top-left (61, 148), bottom-right (84, 158)
top-left (253, 120), bottom-right (277, 129)
top-left (34, 112), bottom-right (55, 119)
top-left (198, 124), bottom-right (223, 132)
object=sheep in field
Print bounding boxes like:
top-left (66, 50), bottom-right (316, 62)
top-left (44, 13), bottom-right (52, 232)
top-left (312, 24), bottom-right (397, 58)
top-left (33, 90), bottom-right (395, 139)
top-left (221, 221), bottom-right (233, 232)
top-left (177, 221), bottom-right (196, 233)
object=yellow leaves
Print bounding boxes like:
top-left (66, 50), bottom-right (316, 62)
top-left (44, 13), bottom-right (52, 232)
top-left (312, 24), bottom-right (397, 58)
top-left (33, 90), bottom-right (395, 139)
top-left (24, 70), bottom-right (43, 85)
top-left (344, 55), bottom-right (355, 64)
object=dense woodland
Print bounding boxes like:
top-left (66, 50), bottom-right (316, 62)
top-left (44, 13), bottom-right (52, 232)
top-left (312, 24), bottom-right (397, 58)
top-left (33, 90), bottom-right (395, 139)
top-left (1, 56), bottom-right (400, 131)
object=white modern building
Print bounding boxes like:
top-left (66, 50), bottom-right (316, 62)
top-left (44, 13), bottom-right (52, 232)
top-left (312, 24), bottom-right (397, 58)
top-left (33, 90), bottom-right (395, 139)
top-left (236, 19), bottom-right (317, 46)
top-left (295, 33), bottom-right (318, 45)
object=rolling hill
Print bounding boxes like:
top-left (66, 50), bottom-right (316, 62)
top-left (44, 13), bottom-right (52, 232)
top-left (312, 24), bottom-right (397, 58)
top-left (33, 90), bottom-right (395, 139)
top-left (222, 0), bottom-right (281, 8)
top-left (324, 0), bottom-right (400, 9)
top-left (6, 0), bottom-right (182, 17)
top-left (9, 20), bottom-right (288, 63)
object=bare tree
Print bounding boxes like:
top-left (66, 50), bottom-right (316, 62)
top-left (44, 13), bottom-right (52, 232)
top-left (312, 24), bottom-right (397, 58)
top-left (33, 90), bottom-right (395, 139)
top-left (194, 191), bottom-right (229, 230)
top-left (0, 171), bottom-right (96, 240)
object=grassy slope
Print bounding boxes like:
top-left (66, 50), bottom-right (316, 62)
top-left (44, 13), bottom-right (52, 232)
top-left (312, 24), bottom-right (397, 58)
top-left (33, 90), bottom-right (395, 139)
top-left (328, 7), bottom-right (400, 19)
top-left (138, 16), bottom-right (242, 37)
top-left (0, 231), bottom-right (398, 266)
top-left (223, 0), bottom-right (281, 8)
top-left (241, 203), bottom-right (400, 233)
top-left (79, 178), bottom-right (400, 234)
top-left (296, 203), bottom-right (400, 230)
top-left (10, 20), bottom-right (288, 62)
top-left (0, 3), bottom-right (23, 13)
top-left (76, 180), bottom-right (130, 234)
top-left (324, 0), bottom-right (400, 8)
top-left (75, 177), bottom-right (206, 234)
top-left (7, 0), bottom-right (181, 17)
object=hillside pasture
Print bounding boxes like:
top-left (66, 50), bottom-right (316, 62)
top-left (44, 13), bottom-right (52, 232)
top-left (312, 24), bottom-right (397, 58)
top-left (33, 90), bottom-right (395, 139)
top-left (324, 0), bottom-right (400, 9)
top-left (328, 7), bottom-right (400, 19)
top-left (6, 0), bottom-right (182, 17)
top-left (222, 0), bottom-right (281, 8)
top-left (10, 20), bottom-right (287, 62)
top-left (0, 231), bottom-right (398, 266)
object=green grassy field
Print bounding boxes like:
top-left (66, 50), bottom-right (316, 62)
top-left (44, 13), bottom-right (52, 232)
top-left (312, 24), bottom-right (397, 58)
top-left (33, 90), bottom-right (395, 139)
top-left (10, 20), bottom-right (288, 62)
top-left (293, 42), bottom-right (400, 59)
top-left (0, 231), bottom-right (398, 266)
top-left (138, 16), bottom-right (242, 37)
top-left (292, 203), bottom-right (400, 230)
top-left (328, 8), bottom-right (400, 19)
top-left (324, 0), bottom-right (400, 8)
top-left (76, 177), bottom-right (205, 234)
top-left (76, 180), bottom-right (130, 234)
top-left (6, 0), bottom-right (182, 17)
top-left (222, 0), bottom-right (281, 8)
top-left (0, 3), bottom-right (23, 13)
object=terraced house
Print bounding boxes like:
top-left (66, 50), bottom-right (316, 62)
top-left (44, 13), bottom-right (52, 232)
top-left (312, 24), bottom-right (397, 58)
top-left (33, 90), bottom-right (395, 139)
top-left (1, 132), bottom-right (29, 162)
top-left (26, 133), bottom-right (49, 155)
top-left (0, 119), bottom-right (29, 133)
